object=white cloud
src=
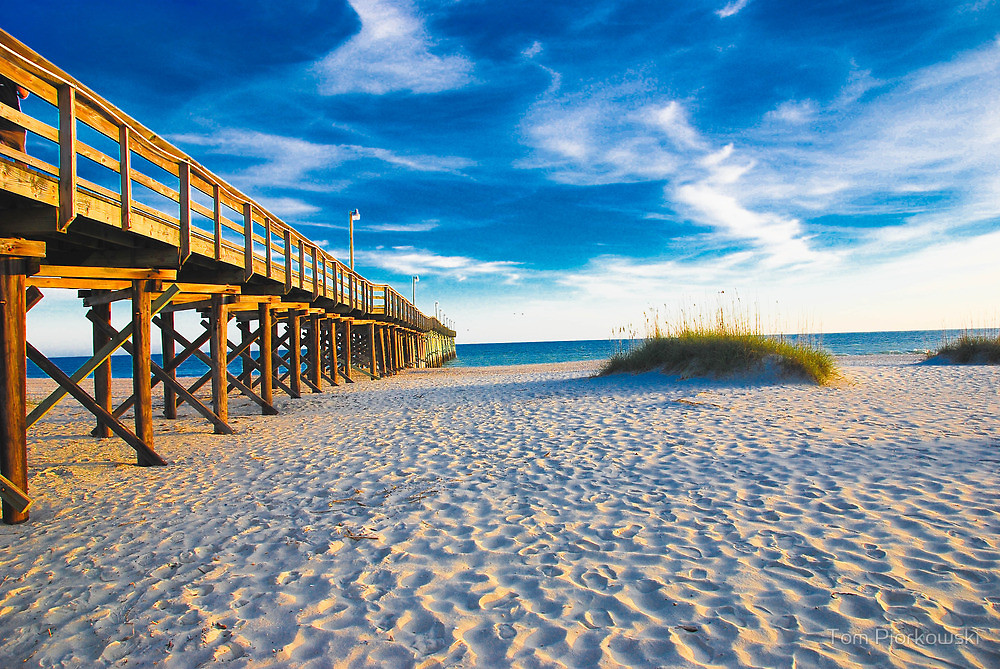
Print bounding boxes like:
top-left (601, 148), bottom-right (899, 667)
top-left (172, 129), bottom-right (472, 192)
top-left (522, 41), bottom-right (544, 59)
top-left (716, 0), bottom-right (751, 18)
top-left (765, 99), bottom-right (817, 124)
top-left (518, 87), bottom-right (695, 184)
top-left (255, 196), bottom-right (322, 218)
top-left (365, 221), bottom-right (440, 233)
top-left (315, 0), bottom-right (472, 94)
top-left (648, 101), bottom-right (704, 149)
top-left (520, 87), bottom-right (824, 266)
top-left (354, 246), bottom-right (522, 282)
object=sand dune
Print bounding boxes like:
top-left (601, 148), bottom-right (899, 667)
top-left (1, 356), bottom-right (998, 667)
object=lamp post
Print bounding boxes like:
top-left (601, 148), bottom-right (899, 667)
top-left (348, 209), bottom-right (360, 270)
top-left (411, 275), bottom-right (419, 305)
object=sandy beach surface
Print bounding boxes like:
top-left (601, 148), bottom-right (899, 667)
top-left (1, 356), bottom-right (998, 668)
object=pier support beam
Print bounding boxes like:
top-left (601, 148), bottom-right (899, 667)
top-left (131, 280), bottom-right (156, 464)
top-left (289, 310), bottom-right (302, 398)
top-left (90, 293), bottom-right (114, 434)
top-left (368, 323), bottom-right (379, 379)
top-left (308, 314), bottom-right (322, 392)
top-left (325, 317), bottom-right (339, 386)
top-left (209, 295), bottom-right (229, 433)
top-left (159, 310), bottom-right (177, 419)
top-left (258, 303), bottom-right (274, 411)
top-left (1, 256), bottom-right (30, 524)
top-left (341, 319), bottom-right (353, 382)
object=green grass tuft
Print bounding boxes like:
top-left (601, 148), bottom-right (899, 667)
top-left (600, 304), bottom-right (838, 384)
top-left (930, 333), bottom-right (1000, 364)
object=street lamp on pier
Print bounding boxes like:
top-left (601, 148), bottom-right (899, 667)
top-left (348, 209), bottom-right (360, 270)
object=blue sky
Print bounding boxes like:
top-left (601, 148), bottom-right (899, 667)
top-left (7, 0), bottom-right (1000, 349)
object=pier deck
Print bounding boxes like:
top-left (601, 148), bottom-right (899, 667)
top-left (0, 30), bottom-right (456, 524)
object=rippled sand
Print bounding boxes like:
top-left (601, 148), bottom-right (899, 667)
top-left (1, 356), bottom-right (998, 667)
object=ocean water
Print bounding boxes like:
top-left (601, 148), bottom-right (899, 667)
top-left (25, 329), bottom-right (992, 377)
top-left (447, 329), bottom-right (994, 368)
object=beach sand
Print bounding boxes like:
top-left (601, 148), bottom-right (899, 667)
top-left (1, 356), bottom-right (998, 667)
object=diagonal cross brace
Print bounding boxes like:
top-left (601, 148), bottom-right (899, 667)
top-left (169, 329), bottom-right (278, 415)
top-left (88, 313), bottom-right (233, 435)
top-left (27, 285), bottom-right (181, 428)
top-left (103, 325), bottom-right (212, 425)
top-left (25, 343), bottom-right (166, 466)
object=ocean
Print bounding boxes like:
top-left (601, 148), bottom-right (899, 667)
top-left (26, 328), bottom-right (990, 378)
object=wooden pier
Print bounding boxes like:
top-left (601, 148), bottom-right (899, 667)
top-left (0, 31), bottom-right (456, 524)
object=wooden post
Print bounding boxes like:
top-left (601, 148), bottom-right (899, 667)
top-left (342, 319), bottom-right (352, 382)
top-left (328, 318), bottom-right (339, 385)
top-left (368, 323), bottom-right (379, 379)
top-left (179, 162), bottom-right (191, 266)
top-left (131, 280), bottom-right (155, 465)
top-left (90, 294), bottom-right (113, 436)
top-left (119, 125), bottom-right (132, 230)
top-left (289, 310), bottom-right (302, 398)
top-left (159, 310), bottom-right (177, 419)
top-left (0, 258), bottom-right (29, 523)
top-left (309, 314), bottom-right (322, 392)
top-left (243, 203), bottom-right (255, 281)
top-left (209, 295), bottom-right (229, 432)
top-left (58, 85), bottom-right (77, 232)
top-left (257, 303), bottom-right (273, 412)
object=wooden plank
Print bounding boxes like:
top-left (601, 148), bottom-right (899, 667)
top-left (130, 169), bottom-right (180, 204)
top-left (77, 176), bottom-right (121, 203)
top-left (0, 473), bottom-right (32, 515)
top-left (119, 124), bottom-right (132, 229)
top-left (170, 283), bottom-right (240, 294)
top-left (26, 284), bottom-right (181, 428)
top-left (0, 103), bottom-right (58, 142)
top-left (179, 162), bottom-right (191, 265)
top-left (37, 266), bottom-right (176, 281)
top-left (0, 143), bottom-right (58, 175)
top-left (26, 342), bottom-right (166, 466)
top-left (0, 258), bottom-right (29, 523)
top-left (28, 278), bottom-right (129, 290)
top-left (0, 238), bottom-right (46, 258)
top-left (57, 84), bottom-right (77, 232)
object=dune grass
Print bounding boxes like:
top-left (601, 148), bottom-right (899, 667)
top-left (600, 304), bottom-right (838, 384)
top-left (930, 332), bottom-right (1000, 364)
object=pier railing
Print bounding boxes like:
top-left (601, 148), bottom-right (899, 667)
top-left (0, 29), bottom-right (453, 337)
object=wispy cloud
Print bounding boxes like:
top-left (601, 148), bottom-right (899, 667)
top-left (518, 84), bottom-right (696, 185)
top-left (365, 221), bottom-right (439, 233)
top-left (355, 245), bottom-right (522, 282)
top-left (519, 40), bottom-right (1000, 271)
top-left (254, 196), bottom-right (322, 218)
top-left (716, 0), bottom-right (751, 18)
top-left (519, 85), bottom-right (824, 266)
top-left (314, 0), bottom-right (472, 94)
top-left (171, 129), bottom-right (473, 192)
